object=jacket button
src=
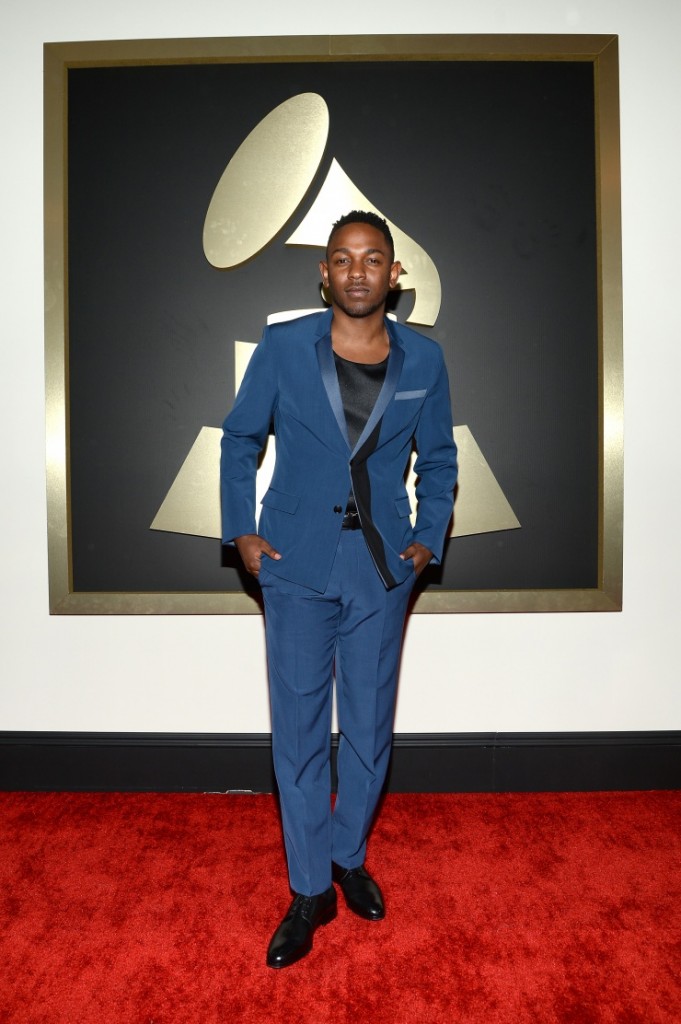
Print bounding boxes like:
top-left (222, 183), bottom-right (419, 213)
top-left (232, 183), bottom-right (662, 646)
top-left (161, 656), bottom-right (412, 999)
top-left (334, 505), bottom-right (343, 513)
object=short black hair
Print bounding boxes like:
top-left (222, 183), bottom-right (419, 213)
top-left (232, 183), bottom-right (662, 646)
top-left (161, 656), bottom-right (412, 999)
top-left (327, 210), bottom-right (395, 262)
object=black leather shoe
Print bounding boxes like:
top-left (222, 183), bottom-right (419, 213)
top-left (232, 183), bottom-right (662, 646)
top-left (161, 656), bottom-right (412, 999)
top-left (332, 863), bottom-right (385, 920)
top-left (266, 886), bottom-right (337, 968)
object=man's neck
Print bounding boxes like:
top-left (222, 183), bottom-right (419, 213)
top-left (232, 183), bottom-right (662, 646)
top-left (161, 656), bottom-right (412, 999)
top-left (330, 306), bottom-right (389, 364)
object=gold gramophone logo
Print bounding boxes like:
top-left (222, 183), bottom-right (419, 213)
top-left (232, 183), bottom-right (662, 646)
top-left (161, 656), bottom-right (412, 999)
top-left (150, 93), bottom-right (519, 542)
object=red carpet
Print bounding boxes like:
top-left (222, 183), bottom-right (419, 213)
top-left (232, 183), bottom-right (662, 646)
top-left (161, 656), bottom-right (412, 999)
top-left (0, 791), bottom-right (679, 1023)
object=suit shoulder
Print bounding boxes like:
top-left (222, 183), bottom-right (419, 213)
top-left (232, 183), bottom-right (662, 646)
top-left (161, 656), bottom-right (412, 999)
top-left (265, 309), bottom-right (330, 342)
top-left (390, 320), bottom-right (446, 362)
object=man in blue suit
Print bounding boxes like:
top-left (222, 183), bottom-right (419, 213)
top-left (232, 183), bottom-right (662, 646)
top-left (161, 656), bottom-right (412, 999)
top-left (221, 211), bottom-right (458, 968)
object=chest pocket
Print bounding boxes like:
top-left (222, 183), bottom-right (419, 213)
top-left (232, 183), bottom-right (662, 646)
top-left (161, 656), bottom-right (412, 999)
top-left (394, 389), bottom-right (427, 401)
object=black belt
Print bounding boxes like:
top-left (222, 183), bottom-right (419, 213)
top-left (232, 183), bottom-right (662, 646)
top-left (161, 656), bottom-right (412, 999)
top-left (341, 511), bottom-right (362, 531)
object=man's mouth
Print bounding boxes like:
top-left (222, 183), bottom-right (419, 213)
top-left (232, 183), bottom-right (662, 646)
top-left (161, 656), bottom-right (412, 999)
top-left (346, 287), bottom-right (370, 296)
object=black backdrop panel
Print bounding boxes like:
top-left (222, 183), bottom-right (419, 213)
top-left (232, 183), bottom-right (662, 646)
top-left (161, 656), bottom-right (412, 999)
top-left (67, 60), bottom-right (598, 594)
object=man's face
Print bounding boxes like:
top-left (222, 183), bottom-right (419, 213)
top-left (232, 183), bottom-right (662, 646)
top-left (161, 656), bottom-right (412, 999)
top-left (320, 223), bottom-right (401, 319)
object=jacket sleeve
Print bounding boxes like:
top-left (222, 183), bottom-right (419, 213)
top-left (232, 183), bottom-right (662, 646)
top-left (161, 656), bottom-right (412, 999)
top-left (411, 349), bottom-right (458, 563)
top-left (220, 327), bottom-right (278, 543)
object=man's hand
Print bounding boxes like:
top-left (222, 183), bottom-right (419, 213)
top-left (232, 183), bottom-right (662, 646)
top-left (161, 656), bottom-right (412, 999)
top-left (399, 541), bottom-right (433, 577)
top-left (234, 534), bottom-right (281, 577)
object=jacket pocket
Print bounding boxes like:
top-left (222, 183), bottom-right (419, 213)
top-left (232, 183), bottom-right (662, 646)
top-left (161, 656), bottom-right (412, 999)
top-left (394, 495), bottom-right (413, 519)
top-left (260, 488), bottom-right (300, 515)
top-left (394, 389), bottom-right (427, 401)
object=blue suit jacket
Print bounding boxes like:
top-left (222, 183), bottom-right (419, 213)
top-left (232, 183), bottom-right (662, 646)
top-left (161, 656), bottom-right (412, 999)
top-left (221, 309), bottom-right (457, 592)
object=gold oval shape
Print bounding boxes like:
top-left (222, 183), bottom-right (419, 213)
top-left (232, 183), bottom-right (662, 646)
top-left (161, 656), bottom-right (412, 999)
top-left (203, 93), bottom-right (330, 268)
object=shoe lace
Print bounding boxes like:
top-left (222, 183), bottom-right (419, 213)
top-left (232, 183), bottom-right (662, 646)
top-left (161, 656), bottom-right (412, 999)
top-left (292, 894), bottom-right (315, 920)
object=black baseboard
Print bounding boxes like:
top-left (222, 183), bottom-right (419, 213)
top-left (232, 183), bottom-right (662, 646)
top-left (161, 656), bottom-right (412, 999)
top-left (1, 732), bottom-right (679, 793)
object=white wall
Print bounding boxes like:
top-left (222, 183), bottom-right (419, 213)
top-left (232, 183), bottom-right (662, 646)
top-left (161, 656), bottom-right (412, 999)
top-left (1, 0), bottom-right (680, 735)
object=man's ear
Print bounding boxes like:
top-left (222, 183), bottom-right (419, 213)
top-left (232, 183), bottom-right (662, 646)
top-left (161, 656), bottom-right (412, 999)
top-left (319, 259), bottom-right (329, 287)
top-left (389, 261), bottom-right (402, 289)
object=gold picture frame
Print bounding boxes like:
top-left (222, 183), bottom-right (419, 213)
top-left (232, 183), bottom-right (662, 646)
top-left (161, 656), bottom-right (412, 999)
top-left (45, 34), bottom-right (622, 614)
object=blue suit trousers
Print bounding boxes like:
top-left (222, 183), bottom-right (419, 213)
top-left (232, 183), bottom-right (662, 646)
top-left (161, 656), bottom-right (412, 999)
top-left (259, 530), bottom-right (415, 896)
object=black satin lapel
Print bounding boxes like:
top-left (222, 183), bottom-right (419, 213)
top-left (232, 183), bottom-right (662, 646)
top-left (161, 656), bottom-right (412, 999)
top-left (351, 339), bottom-right (405, 458)
top-left (316, 334), bottom-right (351, 450)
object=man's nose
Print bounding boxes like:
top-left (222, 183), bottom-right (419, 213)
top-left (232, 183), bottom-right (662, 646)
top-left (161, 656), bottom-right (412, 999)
top-left (348, 261), bottom-right (365, 279)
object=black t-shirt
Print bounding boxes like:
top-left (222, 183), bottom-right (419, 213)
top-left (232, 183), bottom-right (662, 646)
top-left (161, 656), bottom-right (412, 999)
top-left (333, 352), bottom-right (388, 513)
